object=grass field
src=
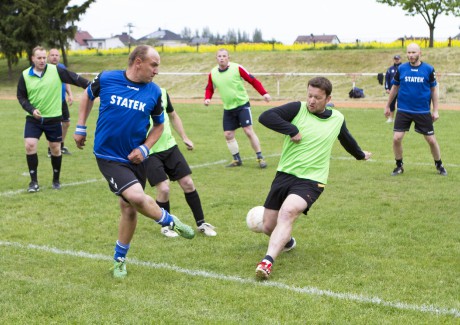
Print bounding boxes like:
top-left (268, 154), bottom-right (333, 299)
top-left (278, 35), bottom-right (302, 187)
top-left (1, 98), bottom-right (459, 324)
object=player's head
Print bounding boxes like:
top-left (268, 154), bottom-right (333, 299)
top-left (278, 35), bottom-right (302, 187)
top-left (406, 43), bottom-right (421, 65)
top-left (216, 48), bottom-right (229, 68)
top-left (393, 54), bottom-right (401, 64)
top-left (31, 46), bottom-right (47, 72)
top-left (128, 45), bottom-right (160, 83)
top-left (307, 77), bottom-right (333, 114)
top-left (47, 48), bottom-right (61, 65)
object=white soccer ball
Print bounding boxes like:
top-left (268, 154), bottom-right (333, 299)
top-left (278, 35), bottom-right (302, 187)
top-left (246, 206), bottom-right (264, 233)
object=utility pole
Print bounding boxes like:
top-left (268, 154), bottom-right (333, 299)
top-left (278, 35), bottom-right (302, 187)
top-left (125, 23), bottom-right (135, 53)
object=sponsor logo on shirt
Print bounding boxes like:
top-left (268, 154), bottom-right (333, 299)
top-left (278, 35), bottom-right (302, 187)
top-left (110, 95), bottom-right (146, 112)
top-left (404, 76), bottom-right (424, 83)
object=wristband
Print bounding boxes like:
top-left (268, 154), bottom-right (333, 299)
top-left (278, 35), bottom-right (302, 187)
top-left (138, 144), bottom-right (149, 159)
top-left (75, 125), bottom-right (87, 136)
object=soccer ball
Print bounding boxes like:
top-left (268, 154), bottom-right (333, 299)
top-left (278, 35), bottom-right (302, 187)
top-left (246, 206), bottom-right (264, 233)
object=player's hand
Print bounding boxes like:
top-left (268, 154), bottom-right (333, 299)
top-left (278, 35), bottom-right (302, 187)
top-left (32, 109), bottom-right (42, 119)
top-left (432, 111), bottom-right (439, 122)
top-left (363, 151), bottom-right (372, 160)
top-left (204, 99), bottom-right (211, 106)
top-left (263, 93), bottom-right (271, 103)
top-left (384, 106), bottom-right (390, 117)
top-left (73, 134), bottom-right (86, 149)
top-left (183, 138), bottom-right (194, 150)
top-left (290, 133), bottom-right (302, 143)
top-left (67, 95), bottom-right (74, 106)
top-left (128, 148), bottom-right (145, 164)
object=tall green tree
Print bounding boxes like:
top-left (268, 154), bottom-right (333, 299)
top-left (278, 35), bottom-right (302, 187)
top-left (43, 0), bottom-right (95, 66)
top-left (0, 0), bottom-right (44, 78)
top-left (376, 0), bottom-right (460, 47)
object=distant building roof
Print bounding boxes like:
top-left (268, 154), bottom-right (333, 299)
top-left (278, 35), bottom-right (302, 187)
top-left (295, 34), bottom-right (340, 44)
top-left (139, 28), bottom-right (183, 41)
top-left (74, 30), bottom-right (93, 46)
top-left (115, 32), bottom-right (137, 46)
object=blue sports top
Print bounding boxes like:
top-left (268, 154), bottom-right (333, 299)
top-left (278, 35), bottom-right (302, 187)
top-left (87, 70), bottom-right (164, 163)
top-left (392, 62), bottom-right (437, 114)
top-left (57, 63), bottom-right (67, 100)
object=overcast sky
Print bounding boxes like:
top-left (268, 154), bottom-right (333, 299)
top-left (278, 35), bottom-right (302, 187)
top-left (69, 0), bottom-right (460, 44)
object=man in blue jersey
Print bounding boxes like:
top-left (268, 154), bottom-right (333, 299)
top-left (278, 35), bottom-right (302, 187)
top-left (17, 46), bottom-right (90, 192)
top-left (384, 54), bottom-right (402, 123)
top-left (255, 77), bottom-right (372, 280)
top-left (385, 43), bottom-right (447, 176)
top-left (73, 45), bottom-right (195, 278)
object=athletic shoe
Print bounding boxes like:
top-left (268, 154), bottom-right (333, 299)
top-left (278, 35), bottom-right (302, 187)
top-left (61, 147), bottom-right (72, 155)
top-left (28, 181), bottom-right (40, 193)
top-left (437, 165), bottom-right (448, 176)
top-left (170, 215), bottom-right (195, 239)
top-left (111, 257), bottom-right (127, 278)
top-left (197, 223), bottom-right (217, 236)
top-left (161, 226), bottom-right (179, 238)
top-left (282, 237), bottom-right (296, 252)
top-left (47, 148), bottom-right (51, 158)
top-left (226, 160), bottom-right (242, 167)
top-left (52, 181), bottom-right (61, 190)
top-left (257, 158), bottom-right (267, 168)
top-left (255, 260), bottom-right (272, 280)
top-left (391, 166), bottom-right (404, 176)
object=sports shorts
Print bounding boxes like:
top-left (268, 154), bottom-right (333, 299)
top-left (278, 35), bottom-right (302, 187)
top-left (24, 117), bottom-right (62, 142)
top-left (145, 145), bottom-right (192, 186)
top-left (61, 100), bottom-right (70, 122)
top-left (96, 158), bottom-right (146, 196)
top-left (264, 171), bottom-right (325, 215)
top-left (223, 102), bottom-right (253, 131)
top-left (394, 111), bottom-right (434, 135)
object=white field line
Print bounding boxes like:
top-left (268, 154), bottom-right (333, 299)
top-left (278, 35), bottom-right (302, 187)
top-left (2, 154), bottom-right (457, 197)
top-left (1, 240), bottom-right (458, 318)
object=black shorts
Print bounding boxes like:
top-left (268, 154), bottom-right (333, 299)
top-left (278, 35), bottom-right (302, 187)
top-left (394, 111), bottom-right (434, 135)
top-left (223, 102), bottom-right (253, 131)
top-left (96, 158), bottom-right (146, 196)
top-left (145, 145), bottom-right (192, 186)
top-left (264, 172), bottom-right (325, 215)
top-left (24, 117), bottom-right (62, 142)
top-left (62, 100), bottom-right (70, 122)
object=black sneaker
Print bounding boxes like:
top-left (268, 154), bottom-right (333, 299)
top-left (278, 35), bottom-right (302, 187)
top-left (226, 160), bottom-right (242, 167)
top-left (391, 166), bottom-right (404, 176)
top-left (61, 147), bottom-right (72, 155)
top-left (436, 165), bottom-right (447, 176)
top-left (28, 181), bottom-right (40, 193)
top-left (52, 181), bottom-right (61, 190)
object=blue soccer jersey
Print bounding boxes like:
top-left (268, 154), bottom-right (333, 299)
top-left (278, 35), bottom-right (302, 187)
top-left (392, 62), bottom-right (437, 114)
top-left (88, 70), bottom-right (164, 163)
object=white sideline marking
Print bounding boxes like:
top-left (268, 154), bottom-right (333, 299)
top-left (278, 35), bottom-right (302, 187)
top-left (2, 155), bottom-right (457, 197)
top-left (0, 179), bottom-right (101, 197)
top-left (1, 240), bottom-right (458, 318)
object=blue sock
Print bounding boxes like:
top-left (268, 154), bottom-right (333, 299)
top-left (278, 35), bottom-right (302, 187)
top-left (156, 208), bottom-right (174, 227)
top-left (114, 240), bottom-right (130, 261)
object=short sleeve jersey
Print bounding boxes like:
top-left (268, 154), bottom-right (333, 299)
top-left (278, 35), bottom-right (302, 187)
top-left (87, 70), bottom-right (164, 163)
top-left (392, 62), bottom-right (437, 114)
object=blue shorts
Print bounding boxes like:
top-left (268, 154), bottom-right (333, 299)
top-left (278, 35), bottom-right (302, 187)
top-left (222, 102), bottom-right (253, 131)
top-left (145, 145), bottom-right (192, 186)
top-left (24, 117), bottom-right (62, 143)
top-left (264, 172), bottom-right (325, 215)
